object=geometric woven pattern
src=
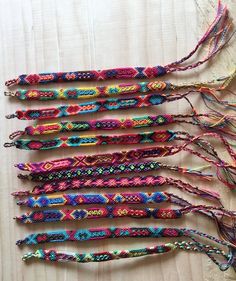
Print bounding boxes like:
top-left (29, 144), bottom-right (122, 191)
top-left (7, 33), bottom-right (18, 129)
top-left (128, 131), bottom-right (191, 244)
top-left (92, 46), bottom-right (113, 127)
top-left (12, 176), bottom-right (218, 203)
top-left (16, 146), bottom-right (177, 173)
top-left (22, 244), bottom-right (175, 263)
top-left (22, 114), bottom-right (174, 136)
top-left (15, 206), bottom-right (183, 223)
top-left (17, 227), bottom-right (184, 245)
top-left (10, 66), bottom-right (167, 86)
top-left (16, 191), bottom-right (170, 208)
top-left (19, 160), bottom-right (203, 182)
top-left (14, 80), bottom-right (170, 100)
top-left (14, 130), bottom-right (176, 150)
top-left (14, 93), bottom-right (167, 120)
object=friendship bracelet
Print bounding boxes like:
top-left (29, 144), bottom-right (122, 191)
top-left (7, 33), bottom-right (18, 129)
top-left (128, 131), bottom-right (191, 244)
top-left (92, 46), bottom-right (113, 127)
top-left (17, 226), bottom-right (236, 265)
top-left (12, 227), bottom-right (191, 245)
top-left (3, 92), bottom-right (191, 120)
top-left (6, 80), bottom-right (170, 100)
top-left (15, 226), bottom-right (229, 248)
top-left (19, 226), bottom-right (235, 270)
top-left (4, 130), bottom-right (236, 154)
top-left (15, 133), bottom-right (234, 173)
top-left (16, 191), bottom-right (220, 208)
top-left (4, 130), bottom-right (182, 150)
top-left (6, 85), bottom-right (236, 121)
top-left (15, 146), bottom-right (210, 172)
top-left (15, 131), bottom-right (236, 188)
top-left (5, 1), bottom-right (233, 86)
top-left (15, 203), bottom-right (236, 246)
top-left (21, 240), bottom-right (234, 271)
top-left (15, 204), bottom-right (233, 224)
top-left (3, 75), bottom-right (231, 101)
top-left (8, 112), bottom-right (236, 140)
top-left (11, 175), bottom-right (220, 200)
top-left (18, 160), bottom-right (213, 182)
top-left (5, 131), bottom-right (236, 184)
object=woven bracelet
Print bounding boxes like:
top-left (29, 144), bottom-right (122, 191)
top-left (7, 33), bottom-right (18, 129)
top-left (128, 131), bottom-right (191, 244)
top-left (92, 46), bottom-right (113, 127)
top-left (5, 86), bottom-right (236, 121)
top-left (5, 2), bottom-right (233, 86)
top-left (16, 191), bottom-right (221, 208)
top-left (15, 201), bottom-right (236, 246)
top-left (4, 74), bottom-right (233, 101)
top-left (21, 240), bottom-right (234, 271)
top-left (18, 159), bottom-right (213, 182)
top-left (11, 175), bottom-right (220, 202)
top-left (8, 111), bottom-right (236, 140)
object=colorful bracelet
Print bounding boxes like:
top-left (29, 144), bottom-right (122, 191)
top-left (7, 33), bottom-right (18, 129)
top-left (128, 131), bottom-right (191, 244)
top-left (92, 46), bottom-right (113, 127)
top-left (6, 86), bottom-right (236, 121)
top-left (5, 130), bottom-right (236, 157)
top-left (15, 132), bottom-right (236, 189)
top-left (15, 226), bottom-right (228, 247)
top-left (15, 204), bottom-right (232, 224)
top-left (4, 92), bottom-right (188, 120)
top-left (5, 2), bottom-right (232, 87)
top-left (15, 203), bottom-right (236, 246)
top-left (17, 226), bottom-right (236, 267)
top-left (8, 112), bottom-right (236, 140)
top-left (16, 191), bottom-right (219, 208)
top-left (11, 175), bottom-right (220, 201)
top-left (3, 76), bottom-right (230, 101)
top-left (15, 134), bottom-right (234, 173)
top-left (4, 130), bottom-right (182, 150)
top-left (6, 80), bottom-right (171, 100)
top-left (21, 240), bottom-right (234, 271)
top-left (18, 160), bottom-right (213, 182)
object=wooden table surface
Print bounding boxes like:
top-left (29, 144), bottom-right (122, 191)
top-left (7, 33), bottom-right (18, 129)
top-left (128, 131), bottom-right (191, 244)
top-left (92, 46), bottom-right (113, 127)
top-left (0, 0), bottom-right (235, 280)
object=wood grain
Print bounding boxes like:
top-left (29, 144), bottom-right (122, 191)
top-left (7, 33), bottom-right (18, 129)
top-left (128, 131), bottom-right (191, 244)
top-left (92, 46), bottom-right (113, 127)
top-left (0, 0), bottom-right (235, 280)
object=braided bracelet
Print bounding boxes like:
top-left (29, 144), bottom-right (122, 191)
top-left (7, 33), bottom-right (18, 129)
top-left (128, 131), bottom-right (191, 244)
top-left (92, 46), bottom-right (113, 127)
top-left (5, 132), bottom-right (236, 184)
top-left (4, 130), bottom-right (181, 150)
top-left (16, 136), bottom-right (236, 189)
top-left (11, 175), bottom-right (220, 200)
top-left (14, 226), bottom-right (229, 248)
top-left (18, 226), bottom-right (235, 270)
top-left (8, 112), bottom-right (236, 140)
top-left (5, 131), bottom-right (236, 157)
top-left (5, 2), bottom-right (232, 86)
top-left (15, 203), bottom-right (236, 246)
top-left (15, 204), bottom-right (233, 224)
top-left (15, 135), bottom-right (234, 173)
top-left (3, 92), bottom-right (188, 120)
top-left (16, 191), bottom-right (220, 208)
top-left (21, 240), bottom-right (234, 271)
top-left (17, 226), bottom-right (236, 266)
top-left (18, 160), bottom-right (213, 182)
top-left (3, 76), bottom-right (230, 101)
top-left (12, 144), bottom-right (215, 173)
top-left (6, 87), bottom-right (235, 121)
